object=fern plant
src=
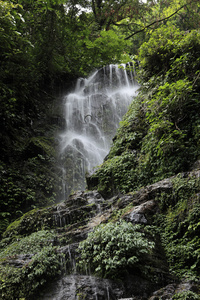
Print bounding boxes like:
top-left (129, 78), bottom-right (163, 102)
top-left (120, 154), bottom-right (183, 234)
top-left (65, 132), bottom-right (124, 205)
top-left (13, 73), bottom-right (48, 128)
top-left (78, 220), bottom-right (154, 279)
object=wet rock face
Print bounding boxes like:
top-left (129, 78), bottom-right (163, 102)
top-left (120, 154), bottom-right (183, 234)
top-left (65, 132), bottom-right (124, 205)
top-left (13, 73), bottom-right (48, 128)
top-left (149, 280), bottom-right (200, 300)
top-left (2, 254), bottom-right (34, 268)
top-left (38, 275), bottom-right (124, 300)
top-left (1, 183), bottom-right (170, 299)
top-left (3, 190), bottom-right (106, 238)
top-left (38, 273), bottom-right (166, 300)
top-left (124, 200), bottom-right (156, 225)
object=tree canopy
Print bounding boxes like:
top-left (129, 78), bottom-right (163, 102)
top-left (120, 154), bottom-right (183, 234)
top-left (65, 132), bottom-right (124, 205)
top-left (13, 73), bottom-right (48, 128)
top-left (1, 0), bottom-right (200, 85)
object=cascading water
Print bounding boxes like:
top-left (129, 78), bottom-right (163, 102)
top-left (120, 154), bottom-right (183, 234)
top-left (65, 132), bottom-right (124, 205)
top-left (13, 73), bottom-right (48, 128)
top-left (59, 63), bottom-right (139, 199)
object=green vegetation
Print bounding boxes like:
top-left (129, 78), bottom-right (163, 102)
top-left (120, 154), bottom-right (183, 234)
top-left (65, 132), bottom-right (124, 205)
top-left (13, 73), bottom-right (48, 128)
top-left (0, 230), bottom-right (55, 256)
top-left (154, 174), bottom-right (200, 280)
top-left (172, 291), bottom-right (200, 300)
top-left (0, 230), bottom-right (62, 299)
top-left (78, 220), bottom-right (155, 279)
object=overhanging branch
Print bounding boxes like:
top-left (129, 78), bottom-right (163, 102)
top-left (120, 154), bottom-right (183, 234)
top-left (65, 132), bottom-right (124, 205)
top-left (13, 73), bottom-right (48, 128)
top-left (124, 2), bottom-right (191, 40)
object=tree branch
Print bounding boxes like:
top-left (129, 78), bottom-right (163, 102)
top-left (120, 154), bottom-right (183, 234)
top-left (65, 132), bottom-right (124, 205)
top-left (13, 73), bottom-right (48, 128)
top-left (114, 21), bottom-right (144, 28)
top-left (124, 2), bottom-right (190, 40)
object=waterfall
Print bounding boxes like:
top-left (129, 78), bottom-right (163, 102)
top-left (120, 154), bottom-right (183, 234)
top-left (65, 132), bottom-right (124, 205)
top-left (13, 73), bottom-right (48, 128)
top-left (59, 63), bottom-right (139, 199)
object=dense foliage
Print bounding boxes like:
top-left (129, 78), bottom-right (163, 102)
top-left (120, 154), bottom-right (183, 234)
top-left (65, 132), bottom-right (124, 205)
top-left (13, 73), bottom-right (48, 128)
top-left (0, 230), bottom-right (62, 299)
top-left (172, 291), bottom-right (200, 300)
top-left (78, 220), bottom-right (155, 278)
top-left (154, 174), bottom-right (200, 280)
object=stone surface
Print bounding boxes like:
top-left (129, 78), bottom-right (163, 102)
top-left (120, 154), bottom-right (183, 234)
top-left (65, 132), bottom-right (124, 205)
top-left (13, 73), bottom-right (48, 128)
top-left (149, 280), bottom-right (200, 299)
top-left (38, 275), bottom-right (124, 300)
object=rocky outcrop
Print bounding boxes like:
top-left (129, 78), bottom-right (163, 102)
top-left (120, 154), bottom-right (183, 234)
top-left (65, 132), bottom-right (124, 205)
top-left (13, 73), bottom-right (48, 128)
top-left (149, 280), bottom-right (200, 299)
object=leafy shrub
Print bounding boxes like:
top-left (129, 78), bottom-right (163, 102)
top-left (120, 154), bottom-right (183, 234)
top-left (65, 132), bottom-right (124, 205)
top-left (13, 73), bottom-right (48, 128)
top-left (0, 230), bottom-right (55, 256)
top-left (172, 291), bottom-right (200, 300)
top-left (138, 24), bottom-right (183, 80)
top-left (0, 246), bottom-right (61, 299)
top-left (78, 220), bottom-right (154, 279)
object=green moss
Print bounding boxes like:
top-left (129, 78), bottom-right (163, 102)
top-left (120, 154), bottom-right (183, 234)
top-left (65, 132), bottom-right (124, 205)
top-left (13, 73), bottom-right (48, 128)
top-left (0, 245), bottom-right (62, 299)
top-left (89, 150), bottom-right (139, 197)
top-left (2, 205), bottom-right (58, 239)
top-left (5, 208), bottom-right (39, 231)
top-left (77, 293), bottom-right (87, 300)
top-left (0, 229), bottom-right (62, 299)
top-left (154, 174), bottom-right (200, 279)
top-left (28, 136), bottom-right (56, 157)
top-left (2, 208), bottom-right (39, 239)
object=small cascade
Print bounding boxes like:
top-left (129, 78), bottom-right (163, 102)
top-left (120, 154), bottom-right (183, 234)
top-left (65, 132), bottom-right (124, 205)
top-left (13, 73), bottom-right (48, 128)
top-left (59, 63), bottom-right (139, 199)
top-left (39, 274), bottom-right (118, 300)
top-left (67, 244), bottom-right (77, 274)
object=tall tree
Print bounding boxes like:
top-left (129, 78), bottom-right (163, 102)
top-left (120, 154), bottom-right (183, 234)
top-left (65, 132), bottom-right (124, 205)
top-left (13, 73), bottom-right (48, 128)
top-left (91, 0), bottom-right (146, 30)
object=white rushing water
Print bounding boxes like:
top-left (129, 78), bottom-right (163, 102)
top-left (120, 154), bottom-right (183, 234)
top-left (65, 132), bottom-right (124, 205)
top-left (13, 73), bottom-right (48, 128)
top-left (59, 63), bottom-right (139, 198)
